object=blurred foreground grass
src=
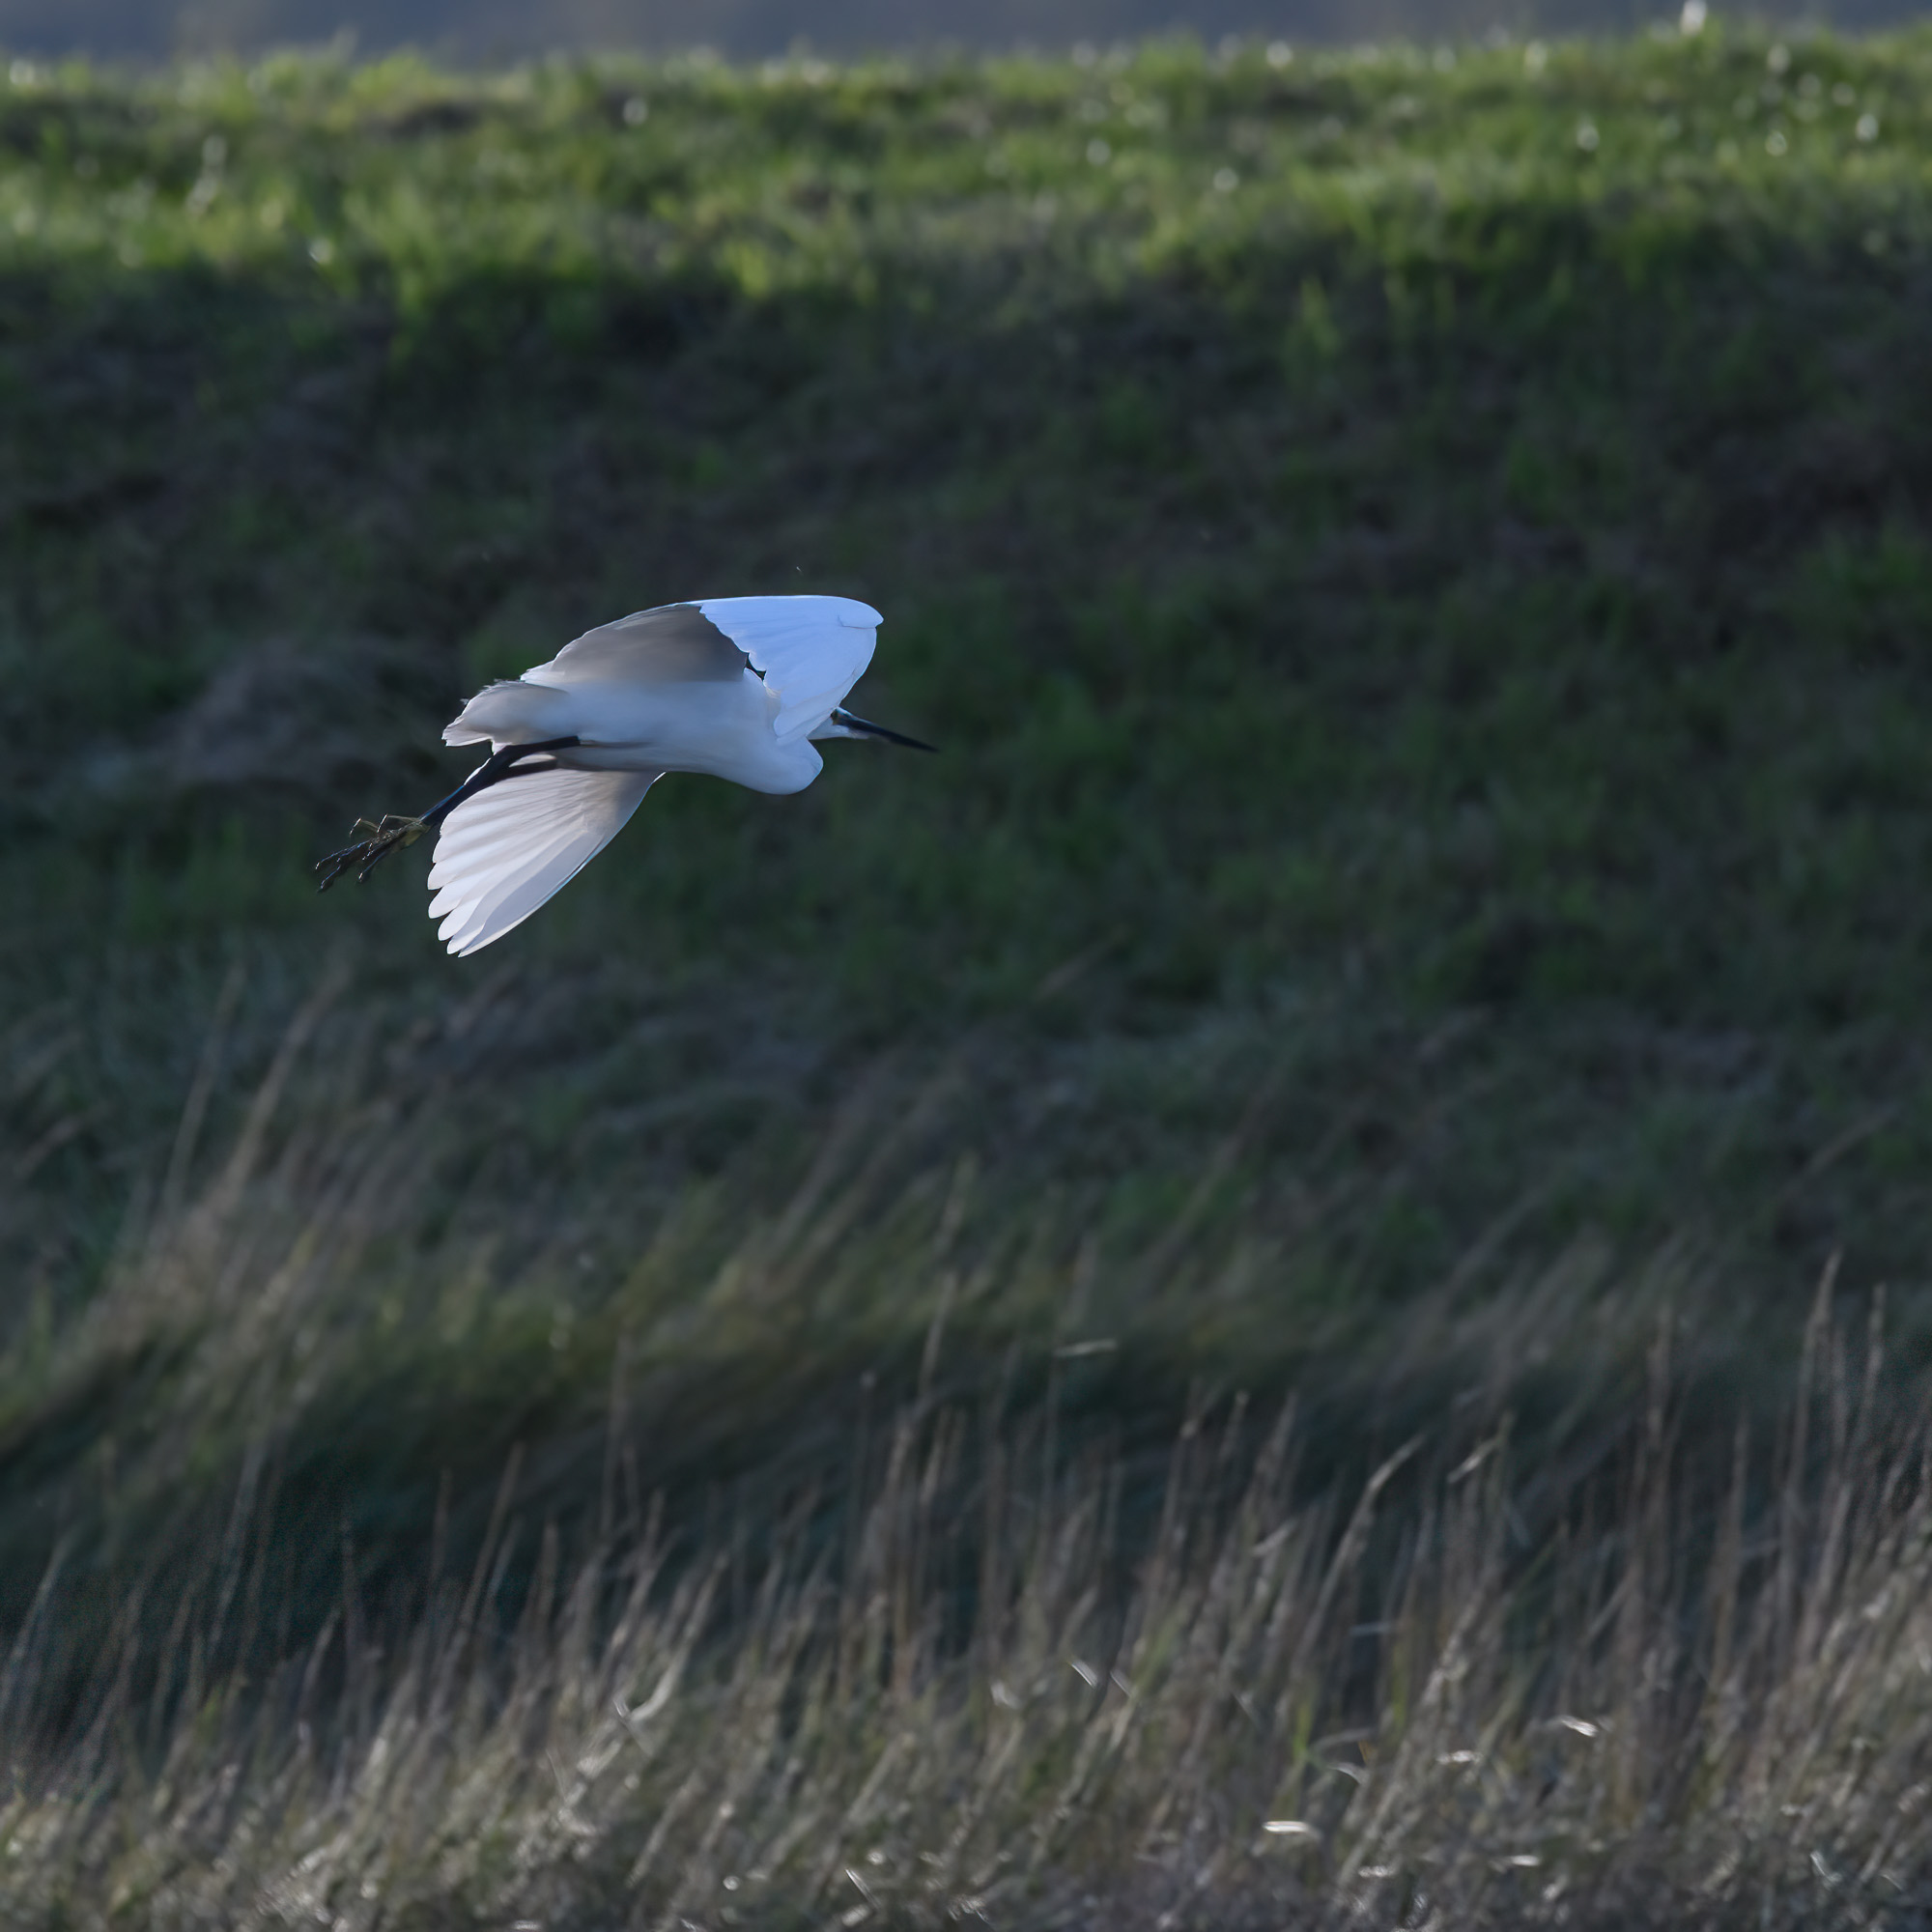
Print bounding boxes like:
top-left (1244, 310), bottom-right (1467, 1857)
top-left (11, 1190), bottom-right (1932, 1925)
top-left (3, 24), bottom-right (1932, 1921)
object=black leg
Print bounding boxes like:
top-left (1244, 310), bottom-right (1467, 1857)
top-left (315, 736), bottom-right (581, 893)
top-left (414, 735), bottom-right (582, 831)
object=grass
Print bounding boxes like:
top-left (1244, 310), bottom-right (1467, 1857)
top-left (6, 1112), bottom-right (1932, 1925)
top-left (3, 21), bottom-right (1932, 1922)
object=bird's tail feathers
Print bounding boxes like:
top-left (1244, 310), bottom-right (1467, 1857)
top-left (443, 678), bottom-right (574, 748)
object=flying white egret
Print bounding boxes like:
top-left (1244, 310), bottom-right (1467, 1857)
top-left (316, 594), bottom-right (929, 955)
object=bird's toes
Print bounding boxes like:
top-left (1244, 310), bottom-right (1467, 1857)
top-left (315, 846), bottom-right (365, 893)
top-left (316, 812), bottom-right (429, 892)
top-left (377, 814), bottom-right (428, 848)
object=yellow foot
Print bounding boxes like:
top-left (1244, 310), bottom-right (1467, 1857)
top-left (315, 814), bottom-right (428, 893)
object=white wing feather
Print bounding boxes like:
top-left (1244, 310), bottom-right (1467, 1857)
top-left (696, 596), bottom-right (880, 742)
top-left (503, 594), bottom-right (880, 747)
top-left (529, 603), bottom-right (748, 692)
top-left (426, 766), bottom-right (658, 957)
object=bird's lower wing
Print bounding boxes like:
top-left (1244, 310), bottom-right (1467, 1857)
top-left (427, 766), bottom-right (659, 957)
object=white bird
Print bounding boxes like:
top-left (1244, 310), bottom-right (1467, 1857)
top-left (316, 594), bottom-right (929, 955)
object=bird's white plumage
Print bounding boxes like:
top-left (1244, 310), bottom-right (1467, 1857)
top-left (424, 595), bottom-right (886, 955)
top-left (696, 596), bottom-right (879, 742)
top-left (504, 594), bottom-right (881, 747)
top-left (427, 765), bottom-right (657, 956)
top-left (525, 603), bottom-right (749, 696)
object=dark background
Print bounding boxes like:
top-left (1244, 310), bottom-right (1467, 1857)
top-left (6, 0), bottom-right (1929, 62)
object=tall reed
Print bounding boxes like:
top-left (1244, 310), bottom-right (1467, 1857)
top-left (3, 1271), bottom-right (1927, 1927)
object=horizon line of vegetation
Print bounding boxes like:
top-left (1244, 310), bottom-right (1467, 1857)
top-left (0, 18), bottom-right (1918, 325)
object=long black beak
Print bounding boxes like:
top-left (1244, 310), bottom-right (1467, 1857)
top-left (831, 708), bottom-right (936, 753)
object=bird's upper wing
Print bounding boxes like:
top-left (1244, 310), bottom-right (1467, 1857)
top-left (696, 596), bottom-right (880, 743)
top-left (427, 765), bottom-right (658, 957)
top-left (532, 603), bottom-right (750, 687)
top-left (533, 595), bottom-right (881, 745)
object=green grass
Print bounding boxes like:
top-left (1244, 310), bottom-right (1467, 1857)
top-left (4, 24), bottom-right (1932, 1922)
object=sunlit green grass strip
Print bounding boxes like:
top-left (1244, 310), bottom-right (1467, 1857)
top-left (0, 30), bottom-right (1923, 309)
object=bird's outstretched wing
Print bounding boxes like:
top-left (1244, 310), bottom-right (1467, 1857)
top-left (697, 597), bottom-right (880, 743)
top-left (535, 603), bottom-right (749, 688)
top-left (535, 594), bottom-right (881, 744)
top-left (427, 766), bottom-right (658, 957)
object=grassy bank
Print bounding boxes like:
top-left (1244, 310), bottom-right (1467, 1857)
top-left (3, 24), bottom-right (1932, 1921)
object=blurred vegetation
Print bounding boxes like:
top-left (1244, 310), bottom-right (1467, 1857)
top-left (11, 1276), bottom-right (1932, 1926)
top-left (1, 24), bottom-right (1932, 1920)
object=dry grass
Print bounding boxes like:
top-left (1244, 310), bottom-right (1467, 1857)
top-left (3, 1025), bottom-right (1930, 1929)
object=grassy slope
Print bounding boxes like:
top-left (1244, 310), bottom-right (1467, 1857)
top-left (1, 31), bottom-right (1932, 1917)
top-left (3, 34), bottom-right (1930, 1206)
